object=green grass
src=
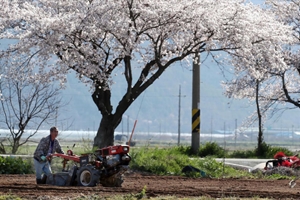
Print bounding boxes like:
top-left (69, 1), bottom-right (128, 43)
top-left (129, 146), bottom-right (252, 178)
top-left (0, 194), bottom-right (22, 200)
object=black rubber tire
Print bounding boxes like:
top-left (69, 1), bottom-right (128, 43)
top-left (76, 165), bottom-right (100, 187)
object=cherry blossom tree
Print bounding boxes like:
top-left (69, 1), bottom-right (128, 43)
top-left (0, 0), bottom-right (292, 148)
top-left (223, 1), bottom-right (300, 127)
top-left (265, 0), bottom-right (300, 106)
top-left (221, 0), bottom-right (300, 155)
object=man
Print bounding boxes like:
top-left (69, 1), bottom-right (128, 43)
top-left (33, 126), bottom-right (64, 184)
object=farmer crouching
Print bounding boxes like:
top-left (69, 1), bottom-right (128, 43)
top-left (33, 126), bottom-right (64, 184)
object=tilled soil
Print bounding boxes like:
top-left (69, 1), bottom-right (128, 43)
top-left (0, 172), bottom-right (300, 199)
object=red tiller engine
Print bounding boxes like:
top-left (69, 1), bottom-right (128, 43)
top-left (264, 151), bottom-right (300, 170)
top-left (50, 144), bottom-right (131, 187)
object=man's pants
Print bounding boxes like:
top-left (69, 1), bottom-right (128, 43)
top-left (33, 159), bottom-right (52, 179)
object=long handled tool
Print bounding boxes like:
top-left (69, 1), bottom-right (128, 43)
top-left (128, 120), bottom-right (137, 146)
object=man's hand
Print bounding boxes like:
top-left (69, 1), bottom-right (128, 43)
top-left (46, 154), bottom-right (52, 161)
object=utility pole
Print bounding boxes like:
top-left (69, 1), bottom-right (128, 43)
top-left (55, 106), bottom-right (58, 127)
top-left (191, 51), bottom-right (200, 154)
top-left (223, 122), bottom-right (226, 147)
top-left (178, 85), bottom-right (181, 146)
top-left (210, 116), bottom-right (213, 142)
top-left (127, 115), bottom-right (129, 138)
top-left (235, 119), bottom-right (237, 148)
top-left (122, 118), bottom-right (124, 134)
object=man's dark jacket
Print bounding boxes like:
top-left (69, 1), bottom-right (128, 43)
top-left (33, 135), bottom-right (64, 162)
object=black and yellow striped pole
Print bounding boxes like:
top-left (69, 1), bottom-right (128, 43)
top-left (192, 109), bottom-right (200, 133)
top-left (191, 52), bottom-right (200, 154)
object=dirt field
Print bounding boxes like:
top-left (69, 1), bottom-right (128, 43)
top-left (0, 172), bottom-right (300, 199)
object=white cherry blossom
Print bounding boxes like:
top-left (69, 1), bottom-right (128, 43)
top-left (0, 0), bottom-right (293, 147)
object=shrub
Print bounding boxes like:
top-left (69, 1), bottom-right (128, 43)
top-left (0, 156), bottom-right (33, 174)
top-left (264, 145), bottom-right (294, 158)
top-left (228, 143), bottom-right (294, 159)
top-left (229, 149), bottom-right (256, 158)
top-left (249, 142), bottom-right (294, 158)
top-left (129, 147), bottom-right (190, 175)
top-left (198, 142), bottom-right (225, 158)
top-left (175, 145), bottom-right (193, 155)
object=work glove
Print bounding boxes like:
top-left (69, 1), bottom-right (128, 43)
top-left (41, 156), bottom-right (46, 161)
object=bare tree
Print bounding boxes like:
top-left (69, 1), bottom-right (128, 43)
top-left (0, 60), bottom-right (63, 154)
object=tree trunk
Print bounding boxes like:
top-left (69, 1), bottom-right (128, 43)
top-left (93, 115), bottom-right (116, 149)
top-left (0, 141), bottom-right (6, 154)
top-left (255, 80), bottom-right (264, 157)
top-left (91, 56), bottom-right (159, 148)
top-left (91, 79), bottom-right (130, 149)
top-left (11, 139), bottom-right (20, 154)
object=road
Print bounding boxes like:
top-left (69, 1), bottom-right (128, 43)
top-left (215, 158), bottom-right (269, 171)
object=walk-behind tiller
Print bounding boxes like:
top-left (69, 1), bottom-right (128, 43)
top-left (48, 144), bottom-right (131, 187)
